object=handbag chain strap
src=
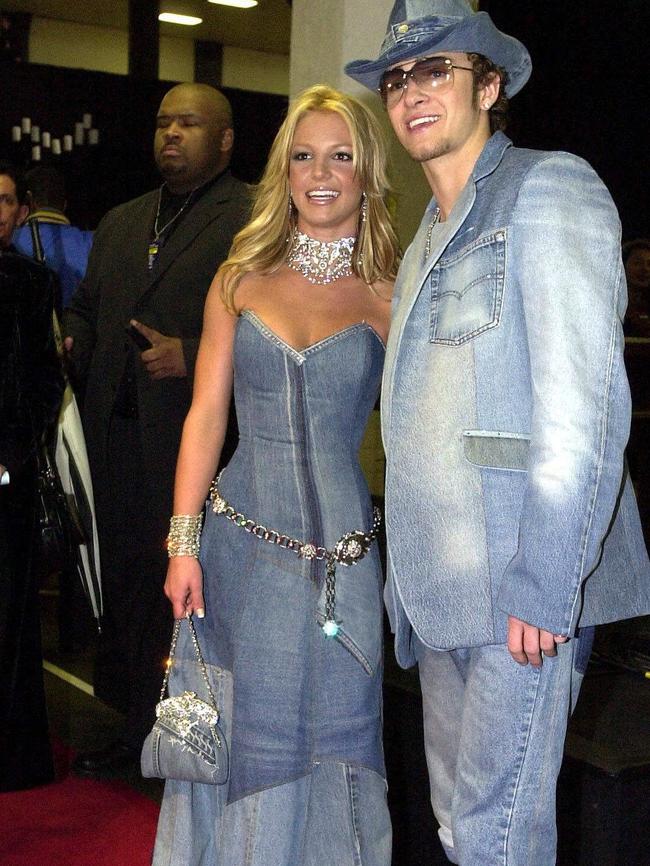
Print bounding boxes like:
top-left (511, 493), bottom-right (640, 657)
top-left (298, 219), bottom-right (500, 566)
top-left (159, 614), bottom-right (219, 710)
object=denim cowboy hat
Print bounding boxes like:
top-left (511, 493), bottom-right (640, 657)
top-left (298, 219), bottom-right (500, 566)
top-left (345, 0), bottom-right (531, 98)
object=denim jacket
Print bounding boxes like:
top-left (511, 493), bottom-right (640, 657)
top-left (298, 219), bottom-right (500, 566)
top-left (382, 132), bottom-right (650, 665)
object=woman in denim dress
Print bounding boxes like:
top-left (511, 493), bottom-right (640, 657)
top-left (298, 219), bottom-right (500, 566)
top-left (153, 85), bottom-right (400, 866)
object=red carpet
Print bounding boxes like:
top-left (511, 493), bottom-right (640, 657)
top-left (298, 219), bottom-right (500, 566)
top-left (0, 747), bottom-right (160, 866)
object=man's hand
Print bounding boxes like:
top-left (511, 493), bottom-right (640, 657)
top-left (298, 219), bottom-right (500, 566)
top-left (130, 319), bottom-right (187, 380)
top-left (507, 615), bottom-right (568, 667)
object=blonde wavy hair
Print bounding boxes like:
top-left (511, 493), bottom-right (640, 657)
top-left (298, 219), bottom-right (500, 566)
top-left (220, 84), bottom-right (400, 311)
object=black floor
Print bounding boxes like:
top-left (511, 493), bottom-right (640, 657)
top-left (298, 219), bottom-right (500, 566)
top-left (40, 589), bottom-right (650, 866)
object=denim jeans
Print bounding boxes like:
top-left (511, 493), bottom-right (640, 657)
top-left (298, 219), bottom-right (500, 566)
top-left (416, 631), bottom-right (592, 865)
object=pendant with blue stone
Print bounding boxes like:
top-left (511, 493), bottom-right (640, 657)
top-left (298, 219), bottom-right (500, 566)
top-left (322, 619), bottom-right (340, 638)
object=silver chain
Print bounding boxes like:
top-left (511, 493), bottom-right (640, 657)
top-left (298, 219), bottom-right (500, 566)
top-left (424, 206), bottom-right (441, 260)
top-left (153, 185), bottom-right (195, 242)
top-left (159, 614), bottom-right (219, 709)
top-left (209, 474), bottom-right (381, 635)
top-left (209, 474), bottom-right (380, 565)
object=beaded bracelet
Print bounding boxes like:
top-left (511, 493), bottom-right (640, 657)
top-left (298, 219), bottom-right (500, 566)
top-left (167, 514), bottom-right (203, 558)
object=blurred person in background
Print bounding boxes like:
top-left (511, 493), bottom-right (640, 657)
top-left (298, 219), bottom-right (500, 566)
top-left (14, 165), bottom-right (94, 311)
top-left (1, 160), bottom-right (64, 791)
top-left (623, 238), bottom-right (650, 338)
top-left (0, 160), bottom-right (28, 251)
top-left (14, 164), bottom-right (96, 652)
top-left (623, 238), bottom-right (650, 547)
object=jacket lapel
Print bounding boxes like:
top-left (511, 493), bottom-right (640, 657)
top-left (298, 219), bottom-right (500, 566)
top-left (143, 173), bottom-right (236, 296)
top-left (382, 133), bottom-right (513, 442)
top-left (382, 183), bottom-right (476, 436)
top-left (395, 183), bottom-right (476, 341)
top-left (120, 193), bottom-right (158, 293)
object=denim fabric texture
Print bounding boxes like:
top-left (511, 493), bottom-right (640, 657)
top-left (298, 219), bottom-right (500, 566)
top-left (156, 759), bottom-right (390, 866)
top-left (344, 0), bottom-right (532, 97)
top-left (416, 631), bottom-right (592, 866)
top-left (153, 649), bottom-right (391, 865)
top-left (152, 312), bottom-right (390, 862)
top-left (382, 132), bottom-right (650, 664)
top-left (158, 310), bottom-right (387, 806)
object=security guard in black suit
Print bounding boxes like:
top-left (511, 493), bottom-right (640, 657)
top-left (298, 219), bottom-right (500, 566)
top-left (64, 84), bottom-right (250, 772)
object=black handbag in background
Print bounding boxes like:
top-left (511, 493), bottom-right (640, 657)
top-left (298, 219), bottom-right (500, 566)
top-left (33, 435), bottom-right (85, 580)
top-left (17, 223), bottom-right (85, 581)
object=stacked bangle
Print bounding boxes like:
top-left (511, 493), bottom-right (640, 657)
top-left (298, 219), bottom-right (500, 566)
top-left (167, 514), bottom-right (203, 558)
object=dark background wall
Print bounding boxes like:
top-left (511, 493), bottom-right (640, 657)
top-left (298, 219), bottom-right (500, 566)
top-left (1, 61), bottom-right (288, 228)
top-left (481, 0), bottom-right (649, 241)
top-left (1, 1), bottom-right (649, 238)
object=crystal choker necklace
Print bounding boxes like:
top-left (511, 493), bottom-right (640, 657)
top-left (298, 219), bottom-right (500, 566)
top-left (286, 230), bottom-right (356, 285)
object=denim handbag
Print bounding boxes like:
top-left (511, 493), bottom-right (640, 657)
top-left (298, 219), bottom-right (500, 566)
top-left (141, 614), bottom-right (228, 785)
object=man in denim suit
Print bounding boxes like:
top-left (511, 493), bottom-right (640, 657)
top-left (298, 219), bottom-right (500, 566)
top-left (347, 2), bottom-right (650, 863)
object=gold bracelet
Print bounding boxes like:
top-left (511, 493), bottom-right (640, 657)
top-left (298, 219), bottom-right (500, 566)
top-left (167, 514), bottom-right (203, 558)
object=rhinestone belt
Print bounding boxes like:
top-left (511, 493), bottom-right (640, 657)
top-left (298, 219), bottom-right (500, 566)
top-left (209, 473), bottom-right (381, 638)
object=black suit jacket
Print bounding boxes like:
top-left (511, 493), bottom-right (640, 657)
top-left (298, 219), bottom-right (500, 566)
top-left (64, 171), bottom-right (250, 500)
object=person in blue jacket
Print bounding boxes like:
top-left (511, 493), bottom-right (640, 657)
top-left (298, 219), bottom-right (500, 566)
top-left (13, 165), bottom-right (93, 309)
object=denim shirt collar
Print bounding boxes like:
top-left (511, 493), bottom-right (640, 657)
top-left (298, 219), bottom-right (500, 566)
top-left (416, 132), bottom-right (512, 270)
top-left (472, 131), bottom-right (513, 184)
top-left (418, 131), bottom-right (513, 270)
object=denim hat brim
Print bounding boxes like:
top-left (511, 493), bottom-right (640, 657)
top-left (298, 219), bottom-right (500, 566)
top-left (345, 12), bottom-right (531, 98)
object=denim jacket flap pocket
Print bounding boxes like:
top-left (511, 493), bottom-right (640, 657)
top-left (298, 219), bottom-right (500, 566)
top-left (429, 229), bottom-right (506, 345)
top-left (463, 429), bottom-right (530, 472)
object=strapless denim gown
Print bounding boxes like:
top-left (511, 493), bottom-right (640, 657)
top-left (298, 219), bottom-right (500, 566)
top-left (153, 310), bottom-right (391, 866)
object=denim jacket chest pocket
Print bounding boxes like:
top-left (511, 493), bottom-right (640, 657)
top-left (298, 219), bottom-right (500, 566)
top-left (429, 229), bottom-right (506, 345)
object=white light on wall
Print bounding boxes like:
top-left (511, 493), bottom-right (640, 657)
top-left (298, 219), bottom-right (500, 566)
top-left (159, 13), bottom-right (203, 25)
top-left (208, 0), bottom-right (259, 8)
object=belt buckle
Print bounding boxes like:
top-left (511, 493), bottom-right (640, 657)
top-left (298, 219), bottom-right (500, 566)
top-left (334, 530), bottom-right (369, 566)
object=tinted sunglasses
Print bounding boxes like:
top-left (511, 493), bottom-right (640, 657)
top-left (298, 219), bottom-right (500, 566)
top-left (379, 56), bottom-right (474, 108)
